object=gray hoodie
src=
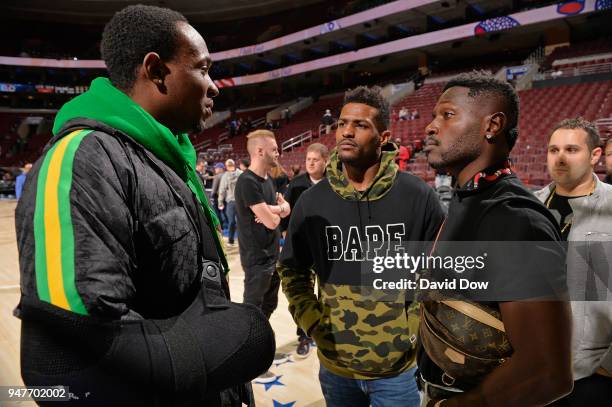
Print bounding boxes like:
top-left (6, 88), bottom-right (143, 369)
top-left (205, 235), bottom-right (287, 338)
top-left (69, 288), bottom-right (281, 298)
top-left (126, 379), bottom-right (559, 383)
top-left (218, 169), bottom-right (243, 205)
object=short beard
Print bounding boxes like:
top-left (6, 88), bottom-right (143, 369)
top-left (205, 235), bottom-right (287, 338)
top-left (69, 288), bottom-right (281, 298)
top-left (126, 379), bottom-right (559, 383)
top-left (429, 130), bottom-right (482, 172)
top-left (338, 136), bottom-right (380, 168)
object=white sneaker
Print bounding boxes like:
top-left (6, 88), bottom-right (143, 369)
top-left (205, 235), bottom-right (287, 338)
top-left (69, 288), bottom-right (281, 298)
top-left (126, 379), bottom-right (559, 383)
top-left (273, 352), bottom-right (290, 364)
top-left (255, 370), bottom-right (277, 383)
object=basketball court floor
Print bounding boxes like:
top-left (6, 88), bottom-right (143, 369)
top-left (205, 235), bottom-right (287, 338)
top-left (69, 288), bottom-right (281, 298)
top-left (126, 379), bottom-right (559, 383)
top-left (0, 200), bottom-right (325, 407)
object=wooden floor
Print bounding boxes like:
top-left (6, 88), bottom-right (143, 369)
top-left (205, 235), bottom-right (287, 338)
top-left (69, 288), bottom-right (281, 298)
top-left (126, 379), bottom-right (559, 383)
top-left (0, 200), bottom-right (324, 407)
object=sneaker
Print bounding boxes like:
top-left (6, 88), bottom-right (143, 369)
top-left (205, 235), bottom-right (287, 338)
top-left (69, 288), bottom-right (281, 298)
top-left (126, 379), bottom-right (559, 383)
top-left (295, 337), bottom-right (313, 359)
top-left (255, 370), bottom-right (277, 383)
top-left (273, 352), bottom-right (290, 364)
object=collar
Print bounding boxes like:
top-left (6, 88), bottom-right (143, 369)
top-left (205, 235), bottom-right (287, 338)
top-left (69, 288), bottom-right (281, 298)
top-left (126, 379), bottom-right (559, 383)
top-left (456, 159), bottom-right (514, 195)
top-left (541, 173), bottom-right (603, 201)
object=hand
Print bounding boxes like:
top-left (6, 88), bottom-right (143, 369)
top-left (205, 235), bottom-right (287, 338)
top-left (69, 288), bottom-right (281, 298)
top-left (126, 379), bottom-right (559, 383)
top-left (276, 192), bottom-right (287, 205)
top-left (218, 204), bottom-right (224, 211)
top-left (254, 216), bottom-right (263, 224)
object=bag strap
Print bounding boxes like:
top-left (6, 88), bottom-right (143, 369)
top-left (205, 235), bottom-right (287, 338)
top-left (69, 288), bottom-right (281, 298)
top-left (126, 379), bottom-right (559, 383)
top-left (440, 300), bottom-right (505, 332)
top-left (428, 220), bottom-right (506, 334)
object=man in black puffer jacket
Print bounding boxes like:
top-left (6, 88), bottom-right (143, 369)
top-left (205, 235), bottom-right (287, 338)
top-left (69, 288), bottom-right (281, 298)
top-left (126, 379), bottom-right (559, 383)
top-left (14, 5), bottom-right (275, 406)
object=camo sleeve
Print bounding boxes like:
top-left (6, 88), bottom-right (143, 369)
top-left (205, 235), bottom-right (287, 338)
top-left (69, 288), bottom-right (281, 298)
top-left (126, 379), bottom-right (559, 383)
top-left (278, 197), bottom-right (322, 334)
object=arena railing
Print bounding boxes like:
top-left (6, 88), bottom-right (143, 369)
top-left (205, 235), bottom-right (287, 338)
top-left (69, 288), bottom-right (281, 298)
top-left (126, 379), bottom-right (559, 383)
top-left (281, 130), bottom-right (313, 152)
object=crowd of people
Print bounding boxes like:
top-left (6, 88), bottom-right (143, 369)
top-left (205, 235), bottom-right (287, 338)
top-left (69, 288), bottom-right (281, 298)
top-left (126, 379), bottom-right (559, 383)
top-left (9, 4), bottom-right (612, 407)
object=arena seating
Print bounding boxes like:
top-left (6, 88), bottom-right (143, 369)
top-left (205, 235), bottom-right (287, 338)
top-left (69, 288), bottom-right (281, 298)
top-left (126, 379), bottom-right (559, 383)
top-left (541, 37), bottom-right (612, 69)
top-left (1, 78), bottom-right (610, 187)
top-left (392, 79), bottom-right (612, 185)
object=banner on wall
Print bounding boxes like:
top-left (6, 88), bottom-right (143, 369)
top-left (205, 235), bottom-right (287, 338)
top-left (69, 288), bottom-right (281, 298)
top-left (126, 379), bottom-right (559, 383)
top-left (0, 82), bottom-right (88, 94)
top-left (506, 65), bottom-right (530, 80)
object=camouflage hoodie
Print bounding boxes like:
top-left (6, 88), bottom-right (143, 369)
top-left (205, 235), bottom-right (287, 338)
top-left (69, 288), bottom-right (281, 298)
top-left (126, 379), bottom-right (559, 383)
top-left (278, 143), bottom-right (430, 379)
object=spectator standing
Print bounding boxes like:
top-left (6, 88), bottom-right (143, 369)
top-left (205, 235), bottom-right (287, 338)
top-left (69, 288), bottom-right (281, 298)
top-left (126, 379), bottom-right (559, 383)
top-left (321, 109), bottom-right (334, 134)
top-left (235, 129), bottom-right (291, 381)
top-left (394, 138), bottom-right (410, 171)
top-left (535, 118), bottom-right (612, 406)
top-left (290, 164), bottom-right (301, 179)
top-left (15, 162), bottom-right (32, 200)
top-left (218, 159), bottom-right (242, 246)
top-left (270, 162), bottom-right (290, 195)
top-left (604, 138), bottom-right (612, 184)
top-left (239, 158), bottom-right (250, 171)
top-left (211, 162), bottom-right (227, 230)
top-left (195, 158), bottom-right (208, 188)
top-left (410, 108), bottom-right (419, 120)
top-left (280, 143), bottom-right (329, 358)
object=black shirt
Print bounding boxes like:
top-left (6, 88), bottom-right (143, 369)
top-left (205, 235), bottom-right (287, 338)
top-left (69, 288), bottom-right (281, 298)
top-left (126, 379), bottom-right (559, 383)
top-left (234, 170), bottom-right (280, 267)
top-left (417, 171), bottom-right (565, 390)
top-left (280, 172), bottom-right (318, 232)
top-left (546, 192), bottom-right (575, 241)
top-left (273, 173), bottom-right (289, 195)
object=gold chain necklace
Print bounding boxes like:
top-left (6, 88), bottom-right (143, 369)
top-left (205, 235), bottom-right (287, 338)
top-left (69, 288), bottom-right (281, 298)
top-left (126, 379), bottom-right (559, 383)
top-left (545, 181), bottom-right (596, 235)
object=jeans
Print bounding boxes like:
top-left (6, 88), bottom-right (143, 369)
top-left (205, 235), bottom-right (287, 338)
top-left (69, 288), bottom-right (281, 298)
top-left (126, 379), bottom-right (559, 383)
top-left (319, 364), bottom-right (421, 407)
top-left (225, 201), bottom-right (237, 244)
top-left (213, 197), bottom-right (227, 230)
top-left (242, 260), bottom-right (280, 319)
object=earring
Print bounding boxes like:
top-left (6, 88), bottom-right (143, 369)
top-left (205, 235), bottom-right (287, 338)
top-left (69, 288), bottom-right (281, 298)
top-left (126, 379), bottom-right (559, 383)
top-left (485, 133), bottom-right (493, 140)
top-left (154, 79), bottom-right (162, 84)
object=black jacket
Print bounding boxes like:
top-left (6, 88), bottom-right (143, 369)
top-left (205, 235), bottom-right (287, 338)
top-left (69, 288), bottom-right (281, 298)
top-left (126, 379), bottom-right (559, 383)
top-left (14, 119), bottom-right (274, 406)
top-left (281, 172), bottom-right (318, 232)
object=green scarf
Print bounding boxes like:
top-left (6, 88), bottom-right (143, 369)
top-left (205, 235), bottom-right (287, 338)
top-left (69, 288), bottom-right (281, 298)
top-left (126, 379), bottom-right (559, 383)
top-left (53, 77), bottom-right (228, 273)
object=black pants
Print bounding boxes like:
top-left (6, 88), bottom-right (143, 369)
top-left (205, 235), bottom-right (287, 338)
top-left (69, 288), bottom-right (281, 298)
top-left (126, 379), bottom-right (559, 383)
top-left (243, 260), bottom-right (280, 319)
top-left (548, 373), bottom-right (612, 406)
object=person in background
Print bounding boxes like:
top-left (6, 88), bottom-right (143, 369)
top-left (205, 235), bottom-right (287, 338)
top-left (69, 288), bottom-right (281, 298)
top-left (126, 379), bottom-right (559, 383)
top-left (290, 164), bottom-right (301, 179)
top-left (395, 138), bottom-right (410, 171)
top-left (239, 158), bottom-right (250, 171)
top-left (270, 162), bottom-right (289, 195)
top-left (280, 143), bottom-right (329, 358)
top-left (195, 158), bottom-right (208, 188)
top-left (15, 162), bottom-right (32, 200)
top-left (604, 138), bottom-right (612, 184)
top-left (218, 159), bottom-right (242, 246)
top-left (399, 107), bottom-right (409, 121)
top-left (534, 118), bottom-right (612, 406)
top-left (322, 109), bottom-right (335, 134)
top-left (211, 162), bottom-right (227, 230)
top-left (234, 129), bottom-right (291, 382)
